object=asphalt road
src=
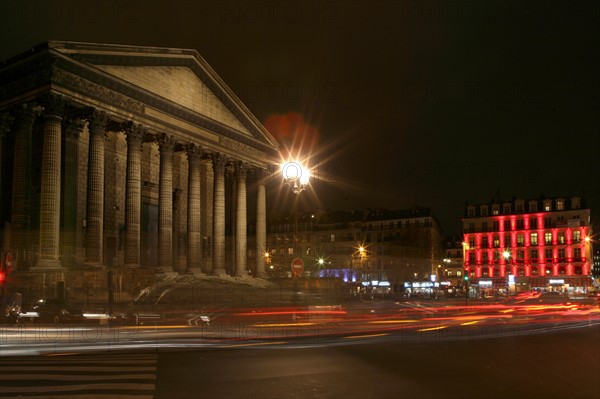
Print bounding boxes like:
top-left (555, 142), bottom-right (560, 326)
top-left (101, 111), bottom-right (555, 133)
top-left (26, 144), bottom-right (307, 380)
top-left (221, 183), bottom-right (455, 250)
top-left (154, 324), bottom-right (600, 399)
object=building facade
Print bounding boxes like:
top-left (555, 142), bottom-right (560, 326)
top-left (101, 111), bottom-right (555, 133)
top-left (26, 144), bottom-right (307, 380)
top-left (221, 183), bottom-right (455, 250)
top-left (463, 196), bottom-right (593, 295)
top-left (0, 41), bottom-right (278, 294)
top-left (263, 207), bottom-right (445, 293)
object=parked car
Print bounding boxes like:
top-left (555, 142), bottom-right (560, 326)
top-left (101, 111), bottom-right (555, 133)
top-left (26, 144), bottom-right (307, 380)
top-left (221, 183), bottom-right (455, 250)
top-left (22, 298), bottom-right (86, 323)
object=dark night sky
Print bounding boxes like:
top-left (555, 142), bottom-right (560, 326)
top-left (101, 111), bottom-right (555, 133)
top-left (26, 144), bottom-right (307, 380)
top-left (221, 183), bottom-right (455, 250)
top-left (1, 0), bottom-right (598, 235)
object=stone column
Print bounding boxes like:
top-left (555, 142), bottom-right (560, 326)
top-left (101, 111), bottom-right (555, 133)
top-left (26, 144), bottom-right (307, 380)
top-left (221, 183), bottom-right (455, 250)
top-left (11, 104), bottom-right (41, 269)
top-left (201, 158), bottom-right (213, 273)
top-left (85, 110), bottom-right (108, 266)
top-left (36, 94), bottom-right (66, 270)
top-left (186, 144), bottom-right (202, 274)
top-left (211, 153), bottom-right (227, 276)
top-left (61, 116), bottom-right (84, 268)
top-left (235, 162), bottom-right (247, 277)
top-left (158, 133), bottom-right (175, 272)
top-left (255, 168), bottom-right (267, 278)
top-left (0, 113), bottom-right (14, 205)
top-left (123, 122), bottom-right (145, 267)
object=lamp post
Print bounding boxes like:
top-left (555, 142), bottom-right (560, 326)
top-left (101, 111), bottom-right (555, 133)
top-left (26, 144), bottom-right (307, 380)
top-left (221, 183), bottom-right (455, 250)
top-left (281, 161), bottom-right (310, 277)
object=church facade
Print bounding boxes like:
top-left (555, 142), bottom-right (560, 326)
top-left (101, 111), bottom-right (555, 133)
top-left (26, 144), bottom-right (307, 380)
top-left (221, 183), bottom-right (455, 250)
top-left (0, 41), bottom-right (278, 295)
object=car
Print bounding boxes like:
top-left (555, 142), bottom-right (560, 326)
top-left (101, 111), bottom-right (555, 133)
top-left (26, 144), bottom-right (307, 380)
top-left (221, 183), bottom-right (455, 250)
top-left (26, 299), bottom-right (86, 323)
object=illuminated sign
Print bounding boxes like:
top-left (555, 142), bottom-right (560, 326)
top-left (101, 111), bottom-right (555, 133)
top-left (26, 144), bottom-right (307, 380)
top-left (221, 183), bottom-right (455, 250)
top-left (508, 275), bottom-right (515, 285)
top-left (549, 279), bottom-right (565, 285)
top-left (478, 280), bottom-right (493, 286)
top-left (379, 281), bottom-right (391, 287)
top-left (440, 281), bottom-right (451, 286)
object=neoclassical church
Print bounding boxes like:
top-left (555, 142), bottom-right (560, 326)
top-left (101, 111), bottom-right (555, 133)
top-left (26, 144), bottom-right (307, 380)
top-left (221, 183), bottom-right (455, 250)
top-left (0, 41), bottom-right (279, 293)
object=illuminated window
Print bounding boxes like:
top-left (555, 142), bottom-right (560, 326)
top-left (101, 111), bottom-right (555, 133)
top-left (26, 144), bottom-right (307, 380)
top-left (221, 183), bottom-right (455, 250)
top-left (544, 200), bottom-right (552, 211)
top-left (288, 247), bottom-right (294, 255)
top-left (573, 231), bottom-right (581, 242)
top-left (492, 205), bottom-right (500, 215)
top-left (558, 232), bottom-right (565, 244)
top-left (556, 200), bottom-right (564, 211)
top-left (517, 234), bottom-right (524, 246)
top-left (544, 232), bottom-right (552, 245)
top-left (493, 236), bottom-right (500, 247)
top-left (330, 234), bottom-right (335, 243)
top-left (530, 233), bottom-right (538, 245)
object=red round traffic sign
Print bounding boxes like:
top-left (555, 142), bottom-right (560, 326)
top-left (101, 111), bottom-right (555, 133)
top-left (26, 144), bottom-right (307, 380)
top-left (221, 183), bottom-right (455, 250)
top-left (291, 258), bottom-right (304, 275)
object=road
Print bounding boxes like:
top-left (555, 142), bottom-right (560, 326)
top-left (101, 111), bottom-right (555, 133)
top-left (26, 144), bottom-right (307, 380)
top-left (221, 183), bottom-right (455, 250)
top-left (1, 298), bottom-right (599, 398)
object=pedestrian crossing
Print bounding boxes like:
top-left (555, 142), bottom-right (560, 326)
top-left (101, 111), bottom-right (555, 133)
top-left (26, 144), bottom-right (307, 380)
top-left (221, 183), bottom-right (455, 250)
top-left (0, 352), bottom-right (156, 398)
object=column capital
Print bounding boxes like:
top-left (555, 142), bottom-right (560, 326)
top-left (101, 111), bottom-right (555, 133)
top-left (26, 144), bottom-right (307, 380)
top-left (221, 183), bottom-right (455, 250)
top-left (87, 109), bottom-right (109, 134)
top-left (0, 112), bottom-right (14, 138)
top-left (124, 121), bottom-right (146, 146)
top-left (63, 116), bottom-right (85, 140)
top-left (13, 103), bottom-right (43, 127)
top-left (40, 92), bottom-right (67, 118)
top-left (211, 152), bottom-right (228, 171)
top-left (186, 143), bottom-right (204, 165)
top-left (157, 133), bottom-right (176, 153)
top-left (235, 161), bottom-right (248, 180)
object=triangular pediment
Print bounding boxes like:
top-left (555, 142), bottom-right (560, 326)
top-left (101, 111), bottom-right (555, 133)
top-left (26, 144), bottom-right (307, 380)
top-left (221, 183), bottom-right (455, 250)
top-left (95, 65), bottom-right (252, 136)
top-left (43, 41), bottom-right (278, 151)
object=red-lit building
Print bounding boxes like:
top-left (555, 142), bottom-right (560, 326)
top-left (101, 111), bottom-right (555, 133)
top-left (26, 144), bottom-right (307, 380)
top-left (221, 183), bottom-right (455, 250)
top-left (462, 196), bottom-right (593, 295)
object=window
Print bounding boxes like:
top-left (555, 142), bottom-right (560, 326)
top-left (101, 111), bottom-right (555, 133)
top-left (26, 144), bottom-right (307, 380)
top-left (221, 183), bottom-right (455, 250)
top-left (504, 220), bottom-right (510, 230)
top-left (492, 205), bottom-right (499, 215)
top-left (558, 248), bottom-right (565, 260)
top-left (516, 219), bottom-right (524, 230)
top-left (516, 203), bottom-right (524, 212)
top-left (493, 221), bottom-right (499, 231)
top-left (531, 249), bottom-right (538, 260)
top-left (481, 206), bottom-right (488, 216)
top-left (545, 248), bottom-right (553, 260)
top-left (468, 207), bottom-right (475, 217)
top-left (574, 248), bottom-right (581, 260)
top-left (482, 222), bottom-right (488, 231)
top-left (493, 236), bottom-right (500, 248)
top-left (556, 200), bottom-right (564, 211)
top-left (571, 197), bottom-right (581, 209)
top-left (482, 252), bottom-right (488, 262)
top-left (530, 233), bottom-right (538, 245)
top-left (558, 232), bottom-right (565, 245)
top-left (544, 217), bottom-right (552, 227)
top-left (530, 219), bottom-right (537, 229)
top-left (505, 234), bottom-right (511, 247)
top-left (573, 231), bottom-right (581, 242)
top-left (494, 251), bottom-right (500, 261)
top-left (469, 223), bottom-right (474, 233)
top-left (330, 234), bottom-right (335, 243)
top-left (503, 204), bottom-right (511, 214)
top-left (469, 252), bottom-right (475, 262)
top-left (482, 237), bottom-right (488, 247)
top-left (287, 247), bottom-right (294, 255)
top-left (529, 202), bottom-right (538, 212)
top-left (517, 250), bottom-right (524, 260)
top-left (544, 201), bottom-right (552, 212)
top-left (544, 232), bottom-right (552, 245)
top-left (469, 238), bottom-right (475, 249)
top-left (517, 234), bottom-right (524, 246)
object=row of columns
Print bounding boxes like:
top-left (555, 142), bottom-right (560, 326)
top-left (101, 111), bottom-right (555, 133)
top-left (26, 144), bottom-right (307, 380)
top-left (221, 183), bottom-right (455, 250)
top-left (1, 94), bottom-right (268, 277)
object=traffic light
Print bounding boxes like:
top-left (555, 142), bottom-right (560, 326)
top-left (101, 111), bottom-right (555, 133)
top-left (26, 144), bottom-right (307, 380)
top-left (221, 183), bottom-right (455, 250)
top-left (464, 275), bottom-right (469, 281)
